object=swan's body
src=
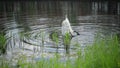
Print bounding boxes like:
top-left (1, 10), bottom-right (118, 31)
top-left (49, 16), bottom-right (80, 54)
top-left (50, 15), bottom-right (80, 42)
top-left (62, 16), bottom-right (80, 37)
top-left (62, 16), bottom-right (73, 36)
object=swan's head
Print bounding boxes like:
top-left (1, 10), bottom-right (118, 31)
top-left (71, 31), bottom-right (80, 37)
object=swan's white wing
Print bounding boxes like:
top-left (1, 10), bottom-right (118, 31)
top-left (62, 20), bottom-right (70, 35)
top-left (61, 17), bottom-right (74, 35)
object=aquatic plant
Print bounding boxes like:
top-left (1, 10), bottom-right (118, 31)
top-left (51, 32), bottom-right (59, 44)
top-left (0, 35), bottom-right (120, 68)
top-left (0, 59), bottom-right (9, 68)
top-left (75, 35), bottom-right (120, 68)
top-left (50, 31), bottom-right (59, 53)
top-left (0, 33), bottom-right (7, 54)
top-left (63, 32), bottom-right (71, 54)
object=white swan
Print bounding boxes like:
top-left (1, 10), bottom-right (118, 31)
top-left (62, 15), bottom-right (80, 37)
top-left (50, 15), bottom-right (80, 42)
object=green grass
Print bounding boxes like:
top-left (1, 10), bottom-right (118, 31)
top-left (76, 35), bottom-right (120, 68)
top-left (0, 35), bottom-right (120, 68)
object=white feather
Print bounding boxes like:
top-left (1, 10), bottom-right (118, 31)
top-left (62, 16), bottom-right (74, 35)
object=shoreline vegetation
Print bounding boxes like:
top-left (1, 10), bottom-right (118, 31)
top-left (0, 34), bottom-right (120, 68)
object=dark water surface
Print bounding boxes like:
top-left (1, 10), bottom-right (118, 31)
top-left (0, 1), bottom-right (120, 62)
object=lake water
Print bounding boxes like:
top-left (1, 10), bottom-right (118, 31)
top-left (0, 1), bottom-right (120, 62)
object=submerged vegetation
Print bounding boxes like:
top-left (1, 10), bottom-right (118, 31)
top-left (0, 34), bottom-right (120, 68)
